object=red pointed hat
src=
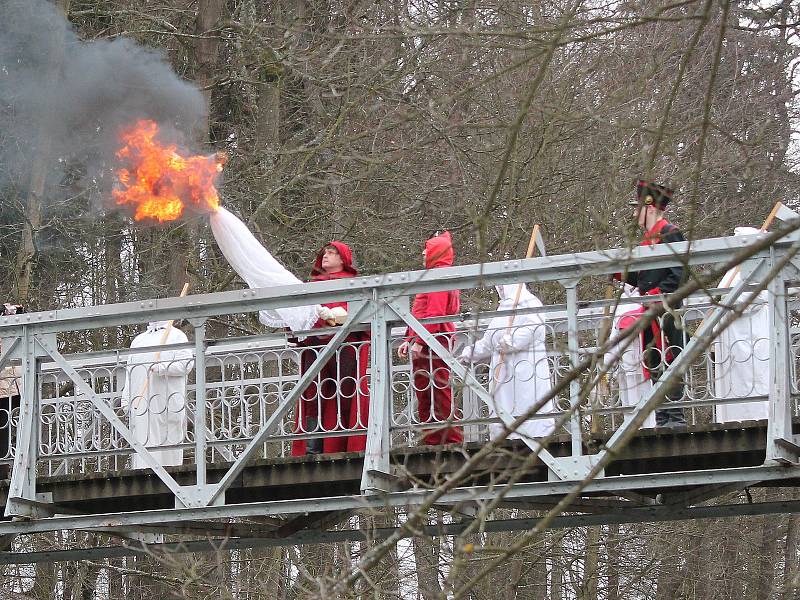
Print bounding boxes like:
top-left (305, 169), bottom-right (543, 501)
top-left (424, 231), bottom-right (454, 269)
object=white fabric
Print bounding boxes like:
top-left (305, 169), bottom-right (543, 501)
top-left (121, 325), bottom-right (194, 469)
top-left (210, 207), bottom-right (320, 332)
top-left (604, 285), bottom-right (655, 429)
top-left (0, 340), bottom-right (19, 399)
top-left (714, 227), bottom-right (769, 422)
top-left (461, 284), bottom-right (554, 440)
top-left (734, 226), bottom-right (761, 237)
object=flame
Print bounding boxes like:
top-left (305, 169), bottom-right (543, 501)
top-left (113, 120), bottom-right (224, 222)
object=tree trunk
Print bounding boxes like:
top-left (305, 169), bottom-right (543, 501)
top-left (658, 525), bottom-right (693, 600)
top-left (580, 527), bottom-right (600, 599)
top-left (193, 0), bottom-right (225, 139)
top-left (550, 532), bottom-right (563, 600)
top-left (783, 504), bottom-right (800, 600)
top-left (756, 490), bottom-right (779, 598)
top-left (504, 551), bottom-right (524, 600)
top-left (413, 535), bottom-right (442, 600)
top-left (107, 557), bottom-right (125, 600)
top-left (15, 0), bottom-right (72, 304)
top-left (606, 524), bottom-right (620, 600)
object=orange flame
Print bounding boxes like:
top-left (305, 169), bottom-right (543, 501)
top-left (113, 119), bottom-right (224, 222)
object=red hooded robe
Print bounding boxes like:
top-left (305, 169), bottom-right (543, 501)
top-left (405, 231), bottom-right (464, 445)
top-left (291, 241), bottom-right (370, 455)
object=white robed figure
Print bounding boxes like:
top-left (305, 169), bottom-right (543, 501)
top-left (122, 321), bottom-right (194, 469)
top-left (603, 284), bottom-right (655, 429)
top-left (714, 226), bottom-right (769, 422)
top-left (460, 284), bottom-right (554, 439)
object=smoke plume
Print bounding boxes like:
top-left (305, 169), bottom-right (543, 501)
top-left (0, 0), bottom-right (207, 204)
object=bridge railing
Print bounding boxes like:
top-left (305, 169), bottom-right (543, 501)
top-left (0, 229), bottom-right (798, 514)
top-left (1, 297), bottom-right (784, 470)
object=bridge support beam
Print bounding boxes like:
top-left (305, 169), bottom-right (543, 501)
top-left (5, 330), bottom-right (45, 517)
top-left (767, 262), bottom-right (799, 464)
top-left (361, 297), bottom-right (395, 494)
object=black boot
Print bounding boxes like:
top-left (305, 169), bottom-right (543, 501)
top-left (306, 417), bottom-right (323, 454)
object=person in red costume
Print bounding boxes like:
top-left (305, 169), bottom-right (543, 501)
top-left (291, 242), bottom-right (370, 455)
top-left (399, 231), bottom-right (464, 445)
top-left (614, 180), bottom-right (687, 427)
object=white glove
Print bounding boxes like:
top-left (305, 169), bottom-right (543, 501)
top-left (498, 334), bottom-right (514, 353)
top-left (459, 346), bottom-right (475, 364)
top-left (329, 306), bottom-right (348, 324)
top-left (317, 305), bottom-right (336, 322)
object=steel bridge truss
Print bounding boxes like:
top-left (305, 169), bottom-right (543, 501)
top-left (2, 221), bottom-right (800, 561)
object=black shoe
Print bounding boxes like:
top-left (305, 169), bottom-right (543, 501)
top-left (305, 417), bottom-right (323, 454)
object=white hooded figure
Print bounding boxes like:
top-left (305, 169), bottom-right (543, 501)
top-left (714, 226), bottom-right (769, 422)
top-left (460, 284), bottom-right (554, 440)
top-left (121, 322), bottom-right (194, 469)
top-left (603, 284), bottom-right (655, 429)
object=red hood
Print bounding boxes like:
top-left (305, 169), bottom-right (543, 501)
top-left (311, 240), bottom-right (358, 280)
top-left (425, 231), bottom-right (454, 269)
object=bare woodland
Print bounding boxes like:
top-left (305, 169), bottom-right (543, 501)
top-left (1, 0), bottom-right (800, 597)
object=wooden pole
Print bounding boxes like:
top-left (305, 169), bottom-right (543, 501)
top-left (131, 282), bottom-right (190, 409)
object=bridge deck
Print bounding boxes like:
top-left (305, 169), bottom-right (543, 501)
top-left (0, 420), bottom-right (779, 517)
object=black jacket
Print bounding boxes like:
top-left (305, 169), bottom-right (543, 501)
top-left (625, 221), bottom-right (686, 295)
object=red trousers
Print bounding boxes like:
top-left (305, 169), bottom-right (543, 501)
top-left (291, 337), bottom-right (370, 455)
top-left (412, 355), bottom-right (463, 445)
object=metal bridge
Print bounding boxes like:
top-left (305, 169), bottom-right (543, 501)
top-left (1, 225), bottom-right (800, 564)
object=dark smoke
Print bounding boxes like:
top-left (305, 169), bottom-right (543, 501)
top-left (0, 0), bottom-right (207, 204)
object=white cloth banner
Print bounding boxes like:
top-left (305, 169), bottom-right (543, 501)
top-left (210, 207), bottom-right (319, 332)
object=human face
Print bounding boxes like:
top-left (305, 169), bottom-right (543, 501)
top-left (632, 203), bottom-right (651, 229)
top-left (320, 246), bottom-right (344, 273)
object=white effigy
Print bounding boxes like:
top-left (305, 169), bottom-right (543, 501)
top-left (460, 284), bottom-right (555, 440)
top-left (604, 284), bottom-right (656, 429)
top-left (713, 226), bottom-right (770, 422)
top-left (122, 321), bottom-right (194, 468)
top-left (209, 207), bottom-right (321, 333)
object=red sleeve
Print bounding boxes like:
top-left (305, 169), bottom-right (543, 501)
top-left (405, 291), bottom-right (450, 346)
top-left (405, 294), bottom-right (426, 343)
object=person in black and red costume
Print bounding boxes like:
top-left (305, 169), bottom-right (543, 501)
top-left (615, 180), bottom-right (688, 427)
